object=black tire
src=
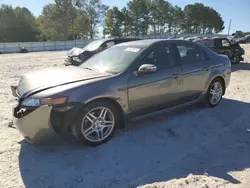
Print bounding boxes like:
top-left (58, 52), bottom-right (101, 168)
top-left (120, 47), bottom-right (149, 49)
top-left (231, 54), bottom-right (241, 64)
top-left (205, 78), bottom-right (224, 108)
top-left (71, 101), bottom-right (119, 146)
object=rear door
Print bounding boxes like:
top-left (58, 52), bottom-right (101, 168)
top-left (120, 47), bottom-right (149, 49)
top-left (175, 41), bottom-right (211, 102)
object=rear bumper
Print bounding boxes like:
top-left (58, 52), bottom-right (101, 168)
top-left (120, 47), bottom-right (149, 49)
top-left (13, 105), bottom-right (59, 144)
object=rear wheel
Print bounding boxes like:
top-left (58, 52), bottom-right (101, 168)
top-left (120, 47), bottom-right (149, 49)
top-left (206, 78), bottom-right (224, 107)
top-left (71, 101), bottom-right (118, 146)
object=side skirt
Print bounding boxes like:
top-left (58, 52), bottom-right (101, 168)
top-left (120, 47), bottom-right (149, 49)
top-left (131, 94), bottom-right (206, 122)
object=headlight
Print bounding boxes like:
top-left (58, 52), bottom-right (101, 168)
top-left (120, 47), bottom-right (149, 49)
top-left (21, 98), bottom-right (40, 107)
top-left (41, 97), bottom-right (68, 105)
top-left (21, 97), bottom-right (68, 107)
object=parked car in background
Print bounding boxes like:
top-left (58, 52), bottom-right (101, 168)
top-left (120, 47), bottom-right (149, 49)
top-left (19, 47), bottom-right (29, 53)
top-left (239, 35), bottom-right (250, 44)
top-left (185, 36), bottom-right (203, 41)
top-left (64, 37), bottom-right (141, 66)
top-left (195, 37), bottom-right (245, 64)
top-left (12, 39), bottom-right (231, 146)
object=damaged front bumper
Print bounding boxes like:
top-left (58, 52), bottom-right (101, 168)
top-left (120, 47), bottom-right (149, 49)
top-left (64, 57), bottom-right (73, 66)
top-left (13, 105), bottom-right (60, 144)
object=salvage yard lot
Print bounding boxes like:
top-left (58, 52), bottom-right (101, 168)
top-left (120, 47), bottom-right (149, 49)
top-left (0, 44), bottom-right (250, 188)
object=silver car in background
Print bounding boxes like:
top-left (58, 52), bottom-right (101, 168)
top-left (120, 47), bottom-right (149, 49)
top-left (11, 39), bottom-right (231, 146)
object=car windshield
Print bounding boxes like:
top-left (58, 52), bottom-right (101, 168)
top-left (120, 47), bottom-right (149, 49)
top-left (83, 40), bottom-right (104, 51)
top-left (80, 46), bottom-right (143, 74)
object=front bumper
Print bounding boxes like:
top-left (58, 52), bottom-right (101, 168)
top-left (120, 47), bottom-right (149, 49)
top-left (13, 105), bottom-right (59, 144)
top-left (64, 58), bottom-right (73, 66)
top-left (64, 56), bottom-right (82, 66)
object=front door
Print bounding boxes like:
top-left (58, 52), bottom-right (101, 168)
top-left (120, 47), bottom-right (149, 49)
top-left (127, 42), bottom-right (183, 117)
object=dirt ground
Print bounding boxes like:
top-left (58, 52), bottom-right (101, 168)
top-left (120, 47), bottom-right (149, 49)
top-left (0, 45), bottom-right (250, 188)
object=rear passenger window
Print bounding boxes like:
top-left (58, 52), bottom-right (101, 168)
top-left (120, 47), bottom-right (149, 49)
top-left (177, 43), bottom-right (200, 64)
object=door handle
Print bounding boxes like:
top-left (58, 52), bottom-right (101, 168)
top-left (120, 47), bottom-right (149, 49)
top-left (203, 66), bottom-right (211, 71)
top-left (172, 73), bottom-right (180, 79)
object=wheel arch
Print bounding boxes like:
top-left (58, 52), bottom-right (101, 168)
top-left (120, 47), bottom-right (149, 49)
top-left (216, 76), bottom-right (226, 95)
top-left (73, 97), bottom-right (126, 129)
top-left (209, 75), bottom-right (226, 95)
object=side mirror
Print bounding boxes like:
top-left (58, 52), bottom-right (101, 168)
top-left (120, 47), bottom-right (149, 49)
top-left (137, 64), bottom-right (157, 75)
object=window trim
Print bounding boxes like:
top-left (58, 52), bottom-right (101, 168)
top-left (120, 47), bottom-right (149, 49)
top-left (138, 42), bottom-right (178, 70)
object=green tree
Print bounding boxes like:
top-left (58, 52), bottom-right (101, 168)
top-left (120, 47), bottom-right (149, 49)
top-left (54, 0), bottom-right (77, 39)
top-left (150, 0), bottom-right (165, 34)
top-left (37, 0), bottom-right (79, 41)
top-left (120, 7), bottom-right (133, 36)
top-left (127, 0), bottom-right (151, 36)
top-left (74, 0), bottom-right (108, 39)
top-left (103, 7), bottom-right (124, 37)
top-left (15, 7), bottom-right (39, 41)
top-left (37, 4), bottom-right (60, 41)
top-left (182, 3), bottom-right (224, 34)
top-left (1, 1), bottom-right (226, 42)
top-left (171, 5), bottom-right (184, 35)
top-left (0, 4), bottom-right (39, 42)
top-left (0, 4), bottom-right (17, 42)
top-left (72, 11), bottom-right (90, 39)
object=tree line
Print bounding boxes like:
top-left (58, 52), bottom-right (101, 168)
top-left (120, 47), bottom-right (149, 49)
top-left (0, 0), bottom-right (226, 42)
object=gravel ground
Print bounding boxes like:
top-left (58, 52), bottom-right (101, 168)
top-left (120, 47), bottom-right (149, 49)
top-left (0, 45), bottom-right (250, 188)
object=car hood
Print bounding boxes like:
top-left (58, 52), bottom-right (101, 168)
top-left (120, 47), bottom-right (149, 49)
top-left (67, 47), bottom-right (86, 57)
top-left (17, 66), bottom-right (110, 98)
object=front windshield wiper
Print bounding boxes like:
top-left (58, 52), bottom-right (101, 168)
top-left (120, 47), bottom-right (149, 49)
top-left (82, 67), bottom-right (96, 71)
top-left (81, 67), bottom-right (117, 75)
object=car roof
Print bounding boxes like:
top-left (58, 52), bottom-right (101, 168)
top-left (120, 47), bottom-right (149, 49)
top-left (115, 39), bottom-right (169, 47)
top-left (88, 38), bottom-right (140, 47)
top-left (96, 37), bottom-right (140, 42)
top-left (115, 39), bottom-right (201, 48)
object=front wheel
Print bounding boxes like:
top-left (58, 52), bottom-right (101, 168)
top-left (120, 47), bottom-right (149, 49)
top-left (71, 101), bottom-right (118, 146)
top-left (206, 78), bottom-right (224, 107)
top-left (231, 54), bottom-right (241, 64)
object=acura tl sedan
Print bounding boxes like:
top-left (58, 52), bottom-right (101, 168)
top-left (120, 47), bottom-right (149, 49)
top-left (11, 39), bottom-right (231, 146)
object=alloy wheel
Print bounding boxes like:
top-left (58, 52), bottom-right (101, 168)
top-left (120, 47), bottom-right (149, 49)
top-left (81, 107), bottom-right (115, 142)
top-left (209, 81), bottom-right (223, 105)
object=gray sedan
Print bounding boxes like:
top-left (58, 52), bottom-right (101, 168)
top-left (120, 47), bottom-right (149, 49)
top-left (12, 39), bottom-right (231, 145)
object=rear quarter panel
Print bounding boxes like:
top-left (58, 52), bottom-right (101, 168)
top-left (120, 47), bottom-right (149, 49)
top-left (202, 53), bottom-right (231, 94)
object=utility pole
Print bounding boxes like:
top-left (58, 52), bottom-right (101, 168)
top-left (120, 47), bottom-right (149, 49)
top-left (228, 18), bottom-right (232, 35)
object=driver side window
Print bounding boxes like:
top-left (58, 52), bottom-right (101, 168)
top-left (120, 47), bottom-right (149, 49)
top-left (141, 44), bottom-right (174, 69)
top-left (142, 50), bottom-right (156, 65)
